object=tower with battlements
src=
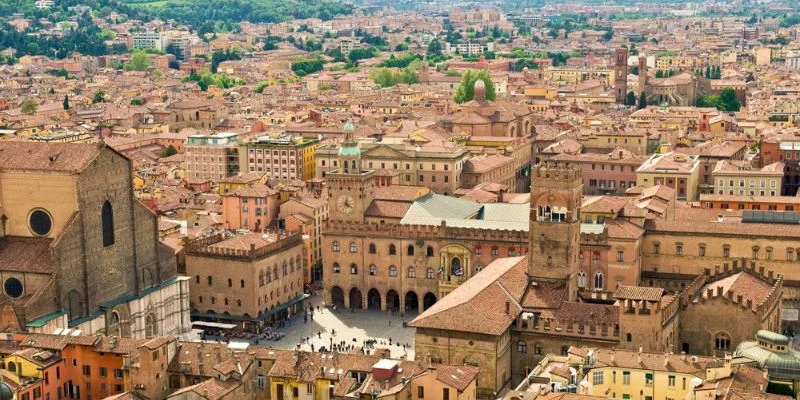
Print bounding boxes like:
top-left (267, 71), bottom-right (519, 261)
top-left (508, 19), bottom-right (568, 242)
top-left (614, 48), bottom-right (629, 103)
top-left (528, 161), bottom-right (583, 300)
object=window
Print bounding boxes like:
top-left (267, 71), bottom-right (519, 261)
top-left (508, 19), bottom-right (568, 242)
top-left (4, 278), bottom-right (23, 299)
top-left (443, 388), bottom-right (449, 400)
top-left (407, 245), bottom-right (415, 256)
top-left (350, 264), bottom-right (358, 274)
top-left (534, 344), bottom-right (543, 355)
top-left (668, 375), bottom-right (676, 387)
top-left (622, 371), bottom-right (630, 385)
top-left (426, 246), bottom-right (434, 257)
top-left (368, 243), bottom-right (376, 254)
top-left (114, 369), bottom-right (123, 378)
top-left (699, 245), bottom-right (706, 257)
top-left (349, 242), bottom-right (357, 253)
top-left (408, 267), bottom-right (416, 278)
top-left (227, 278), bottom-right (232, 287)
top-left (389, 266), bottom-right (397, 277)
top-left (766, 247), bottom-right (773, 260)
top-left (417, 387), bottom-right (424, 398)
top-left (332, 241), bottom-right (340, 252)
top-left (752, 247), bottom-right (760, 259)
top-left (102, 201), bottom-right (115, 246)
top-left (427, 268), bottom-right (435, 279)
top-left (723, 245), bottom-right (730, 258)
top-left (369, 265), bottom-right (377, 276)
top-left (82, 365), bottom-right (91, 376)
top-left (645, 373), bottom-right (653, 385)
top-left (207, 276), bottom-right (213, 286)
top-left (616, 250), bottom-right (624, 262)
top-left (592, 371), bottom-right (604, 385)
top-left (388, 244), bottom-right (396, 255)
top-left (675, 243), bottom-right (683, 255)
top-left (788, 249), bottom-right (795, 261)
top-left (715, 332), bottom-right (731, 350)
top-left (516, 341), bottom-right (527, 353)
top-left (653, 243), bottom-right (660, 254)
top-left (257, 374), bottom-right (266, 388)
top-left (588, 271), bottom-right (602, 290)
top-left (29, 209), bottom-right (53, 236)
top-left (333, 263), bottom-right (341, 273)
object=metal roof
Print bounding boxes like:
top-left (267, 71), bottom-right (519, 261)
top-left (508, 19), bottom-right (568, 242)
top-left (400, 194), bottom-right (529, 231)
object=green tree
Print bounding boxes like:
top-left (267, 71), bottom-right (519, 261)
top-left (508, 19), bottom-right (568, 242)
top-left (637, 92), bottom-right (647, 110)
top-left (161, 145), bottom-right (178, 158)
top-left (92, 91), bottom-right (106, 104)
top-left (130, 98), bottom-right (144, 105)
top-left (718, 87), bottom-right (741, 111)
top-left (426, 39), bottom-right (443, 56)
top-left (291, 58), bottom-right (324, 76)
top-left (21, 98), bottom-right (37, 115)
top-left (454, 70), bottom-right (496, 103)
top-left (63, 95), bottom-right (70, 110)
top-left (124, 51), bottom-right (150, 71)
top-left (255, 81), bottom-right (269, 93)
top-left (625, 91), bottom-right (636, 106)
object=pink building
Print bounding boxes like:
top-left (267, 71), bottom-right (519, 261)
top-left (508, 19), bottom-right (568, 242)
top-left (222, 184), bottom-right (280, 231)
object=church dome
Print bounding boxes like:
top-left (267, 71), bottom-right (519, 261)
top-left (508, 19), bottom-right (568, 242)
top-left (0, 383), bottom-right (11, 400)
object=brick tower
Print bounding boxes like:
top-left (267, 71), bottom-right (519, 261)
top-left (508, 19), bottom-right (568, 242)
top-left (614, 48), bottom-right (629, 103)
top-left (528, 161), bottom-right (583, 301)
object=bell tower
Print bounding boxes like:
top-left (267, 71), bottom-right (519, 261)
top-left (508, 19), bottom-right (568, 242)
top-left (614, 48), bottom-right (629, 103)
top-left (528, 161), bottom-right (583, 301)
top-left (327, 121), bottom-right (375, 223)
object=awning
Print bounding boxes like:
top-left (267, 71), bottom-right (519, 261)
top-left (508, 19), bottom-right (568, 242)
top-left (191, 321), bottom-right (237, 330)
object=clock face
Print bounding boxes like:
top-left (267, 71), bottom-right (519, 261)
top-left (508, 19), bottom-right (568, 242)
top-left (337, 194), bottom-right (355, 215)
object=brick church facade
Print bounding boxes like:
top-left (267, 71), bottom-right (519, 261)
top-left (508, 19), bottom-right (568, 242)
top-left (0, 141), bottom-right (190, 338)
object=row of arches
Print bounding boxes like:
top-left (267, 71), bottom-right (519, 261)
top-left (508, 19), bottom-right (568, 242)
top-left (330, 286), bottom-right (437, 312)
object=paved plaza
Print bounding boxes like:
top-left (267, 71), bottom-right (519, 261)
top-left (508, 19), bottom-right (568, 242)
top-left (230, 294), bottom-right (418, 359)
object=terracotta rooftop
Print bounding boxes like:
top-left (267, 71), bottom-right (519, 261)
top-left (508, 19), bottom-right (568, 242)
top-left (614, 286), bottom-right (664, 302)
top-left (0, 141), bottom-right (102, 173)
top-left (410, 257), bottom-right (527, 336)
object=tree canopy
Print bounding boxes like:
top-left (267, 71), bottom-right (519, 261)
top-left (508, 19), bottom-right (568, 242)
top-left (697, 87), bottom-right (741, 112)
top-left (454, 70), bottom-right (496, 103)
top-left (369, 67), bottom-right (418, 87)
top-left (291, 58), bottom-right (324, 77)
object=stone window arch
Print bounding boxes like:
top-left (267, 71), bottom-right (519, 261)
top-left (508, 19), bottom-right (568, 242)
top-left (368, 243), bottom-right (377, 254)
top-left (388, 265), bottom-right (397, 277)
top-left (388, 244), bottom-right (396, 255)
top-left (407, 245), bottom-right (415, 256)
top-left (332, 263), bottom-right (341, 273)
top-left (332, 241), bottom-right (340, 252)
top-left (426, 246), bottom-right (434, 257)
top-left (714, 332), bottom-right (731, 350)
top-left (427, 268), bottom-right (435, 279)
top-left (369, 265), bottom-right (377, 276)
top-left (577, 271), bottom-right (586, 288)
top-left (349, 242), bottom-right (357, 253)
top-left (516, 340), bottom-right (527, 353)
top-left (407, 267), bottom-right (416, 278)
top-left (102, 200), bottom-right (115, 247)
top-left (227, 278), bottom-right (232, 287)
top-left (594, 272), bottom-right (603, 290)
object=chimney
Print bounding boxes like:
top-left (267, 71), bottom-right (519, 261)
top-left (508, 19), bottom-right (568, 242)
top-left (637, 347), bottom-right (643, 364)
top-left (505, 300), bottom-right (511, 315)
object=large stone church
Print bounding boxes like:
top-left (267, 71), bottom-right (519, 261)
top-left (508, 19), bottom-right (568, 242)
top-left (0, 141), bottom-right (190, 338)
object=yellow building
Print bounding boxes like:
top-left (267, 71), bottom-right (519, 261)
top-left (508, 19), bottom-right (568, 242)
top-left (636, 152), bottom-right (701, 201)
top-left (569, 348), bottom-right (736, 400)
top-left (239, 134), bottom-right (320, 182)
top-left (268, 352), bottom-right (479, 400)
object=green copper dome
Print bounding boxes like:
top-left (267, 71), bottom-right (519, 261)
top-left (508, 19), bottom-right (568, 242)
top-left (338, 145), bottom-right (361, 157)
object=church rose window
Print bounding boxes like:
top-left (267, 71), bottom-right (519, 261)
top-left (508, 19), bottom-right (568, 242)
top-left (4, 277), bottom-right (23, 299)
top-left (29, 209), bottom-right (52, 236)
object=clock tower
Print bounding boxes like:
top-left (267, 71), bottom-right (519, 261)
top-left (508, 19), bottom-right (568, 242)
top-left (327, 121), bottom-right (375, 223)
